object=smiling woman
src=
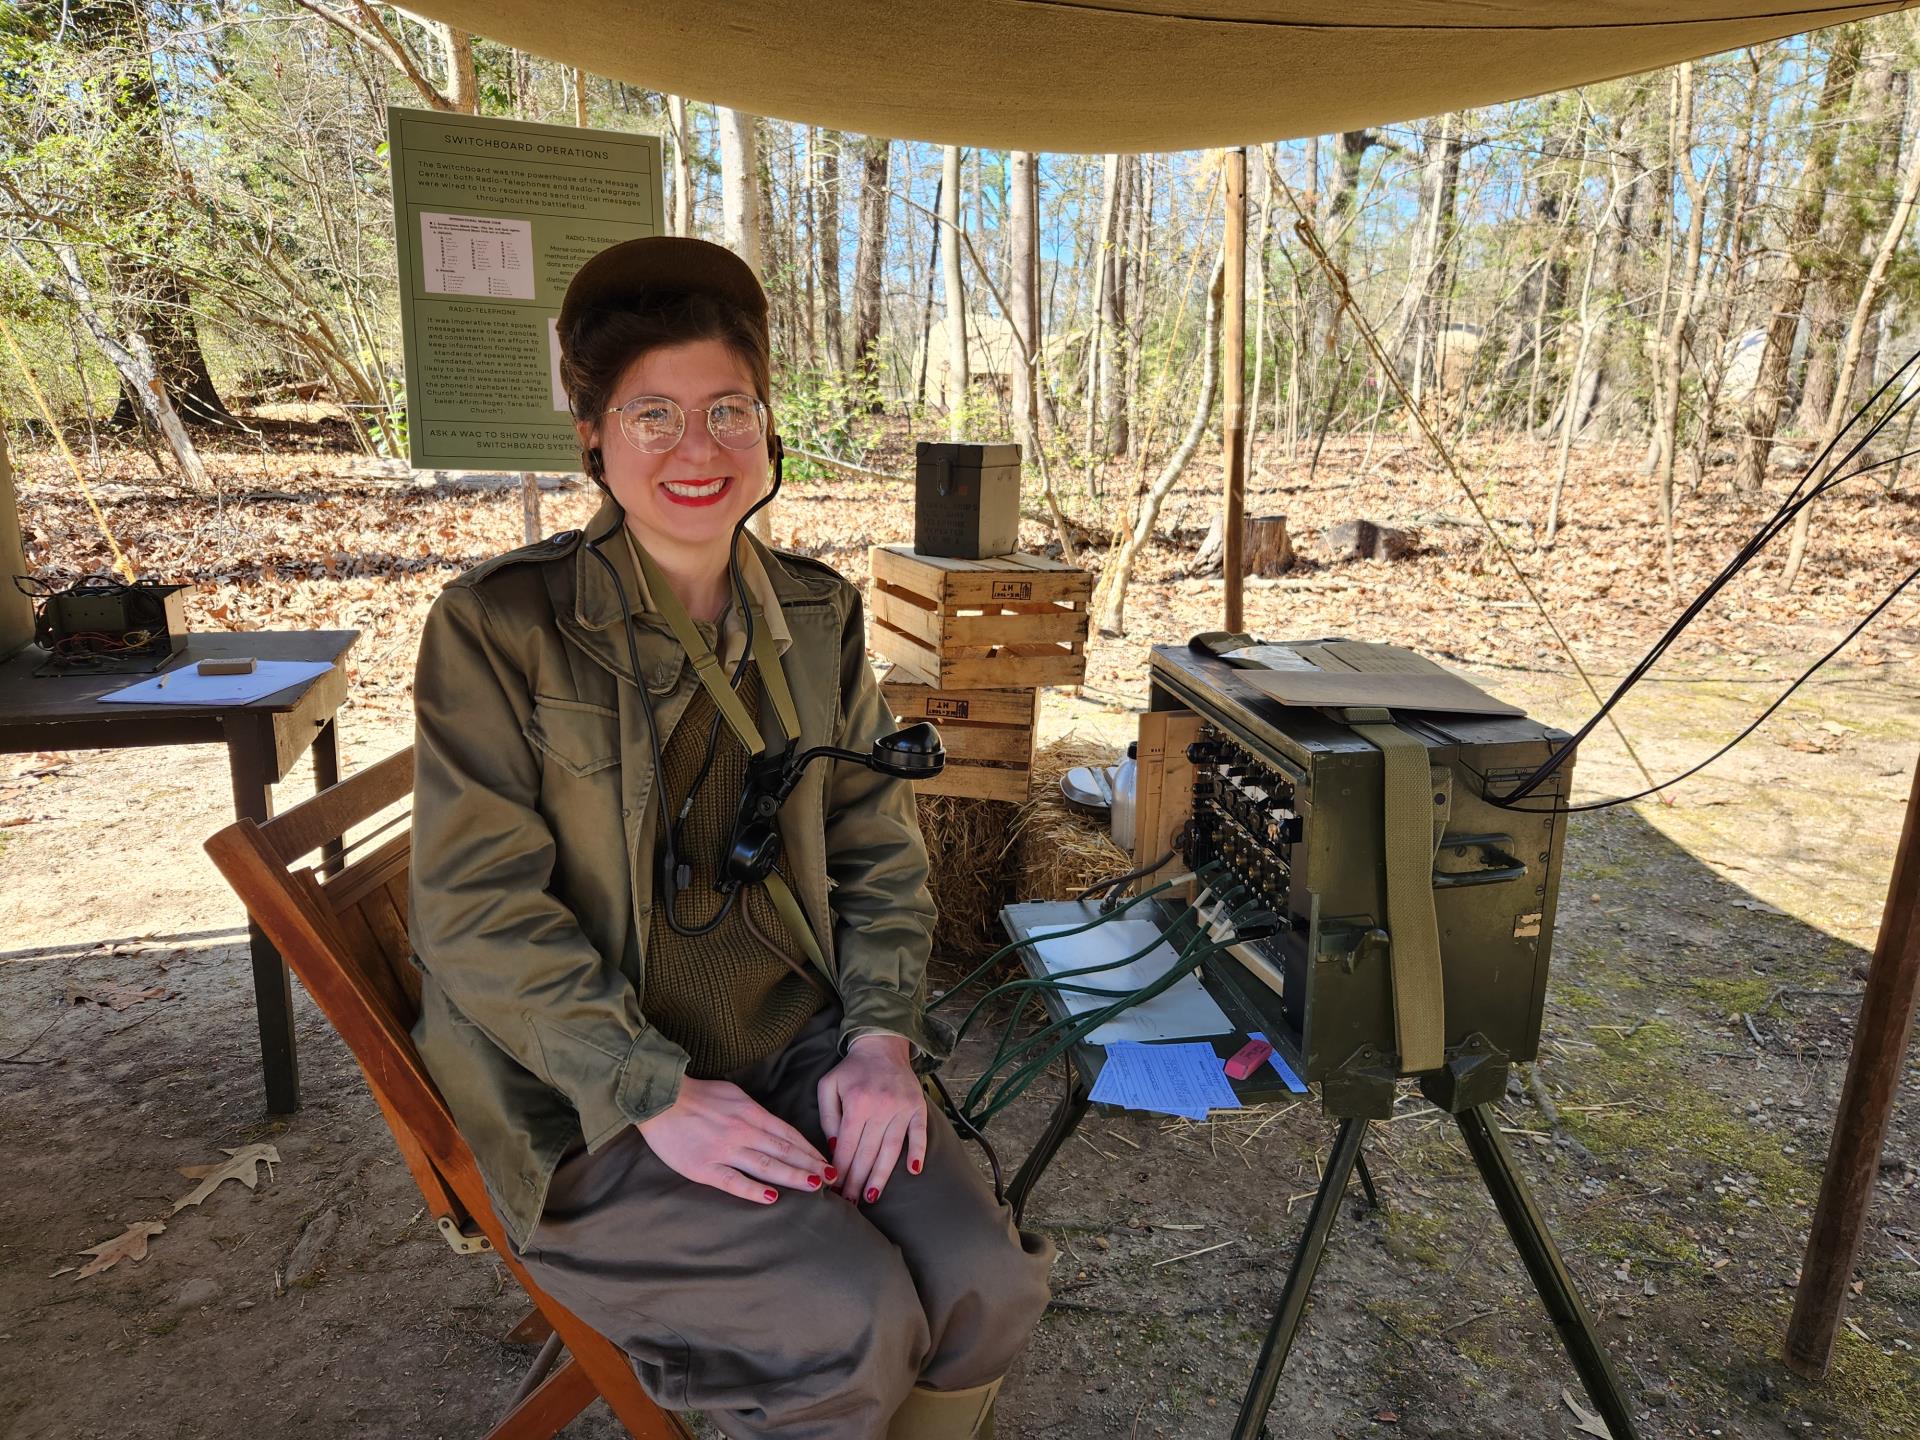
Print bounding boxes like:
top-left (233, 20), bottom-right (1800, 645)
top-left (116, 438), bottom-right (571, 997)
top-left (405, 236), bottom-right (1053, 1439)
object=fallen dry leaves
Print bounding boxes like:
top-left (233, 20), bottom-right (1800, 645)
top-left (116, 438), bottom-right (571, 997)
top-left (58, 1143), bottom-right (282, 1281)
top-left (172, 1142), bottom-right (280, 1213)
top-left (63, 982), bottom-right (175, 1011)
top-left (71, 1219), bottom-right (165, 1280)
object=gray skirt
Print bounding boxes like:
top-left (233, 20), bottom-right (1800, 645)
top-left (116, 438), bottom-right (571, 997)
top-left (516, 1005), bottom-right (1055, 1440)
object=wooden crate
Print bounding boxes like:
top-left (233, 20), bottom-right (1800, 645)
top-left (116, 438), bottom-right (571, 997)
top-left (879, 665), bottom-right (1038, 803)
top-left (869, 545), bottom-right (1091, 690)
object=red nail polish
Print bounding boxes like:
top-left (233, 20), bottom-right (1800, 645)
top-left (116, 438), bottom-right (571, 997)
top-left (909, 1158), bottom-right (922, 1175)
top-left (865, 1187), bottom-right (879, 1204)
top-left (823, 1165), bottom-right (838, 1182)
top-left (807, 1174), bottom-right (822, 1189)
top-left (828, 1136), bottom-right (837, 1153)
top-left (764, 1188), bottom-right (778, 1202)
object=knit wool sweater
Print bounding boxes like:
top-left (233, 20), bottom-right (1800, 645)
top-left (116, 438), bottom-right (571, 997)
top-left (642, 662), bottom-right (827, 1078)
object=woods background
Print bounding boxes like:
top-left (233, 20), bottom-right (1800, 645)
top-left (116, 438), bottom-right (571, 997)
top-left (4, 3), bottom-right (1919, 626)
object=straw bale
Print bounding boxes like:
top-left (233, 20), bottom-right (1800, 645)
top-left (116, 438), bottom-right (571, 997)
top-left (914, 794), bottom-right (1020, 962)
top-left (1009, 734), bottom-right (1133, 905)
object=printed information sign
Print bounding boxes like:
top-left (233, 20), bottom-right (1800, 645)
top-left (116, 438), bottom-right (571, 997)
top-left (388, 108), bottom-right (664, 471)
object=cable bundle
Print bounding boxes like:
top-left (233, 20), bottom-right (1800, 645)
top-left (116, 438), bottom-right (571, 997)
top-left (930, 861), bottom-right (1272, 1133)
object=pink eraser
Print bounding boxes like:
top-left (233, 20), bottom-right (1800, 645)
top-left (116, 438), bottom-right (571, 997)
top-left (1225, 1037), bottom-right (1274, 1080)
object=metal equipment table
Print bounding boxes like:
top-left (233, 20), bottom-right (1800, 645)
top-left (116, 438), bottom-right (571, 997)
top-left (0, 629), bottom-right (359, 1113)
top-left (994, 898), bottom-right (1337, 1222)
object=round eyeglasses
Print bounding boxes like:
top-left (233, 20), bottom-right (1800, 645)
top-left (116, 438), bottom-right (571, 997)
top-left (604, 392), bottom-right (767, 454)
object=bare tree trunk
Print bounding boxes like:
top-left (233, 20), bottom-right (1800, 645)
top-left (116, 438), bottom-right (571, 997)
top-left (717, 107), bottom-right (764, 275)
top-left (1126, 153), bottom-right (1151, 450)
top-left (104, 267), bottom-right (237, 430)
top-left (1795, 48), bottom-right (1901, 433)
top-left (1009, 150), bottom-right (1040, 456)
top-left (851, 136), bottom-right (890, 403)
top-left (915, 170), bottom-right (943, 408)
top-left (818, 133), bottom-right (844, 371)
top-left (1696, 48), bottom-right (1771, 457)
top-left (22, 241), bottom-right (210, 491)
top-left (1782, 84), bottom-right (1920, 591)
top-left (1406, 114), bottom-right (1461, 428)
top-left (571, 67), bottom-right (588, 127)
top-left (940, 146), bottom-right (968, 436)
top-left (1099, 155), bottom-right (1132, 456)
top-left (716, 108), bottom-right (768, 537)
top-left (666, 96), bottom-right (694, 236)
top-left (1736, 27), bottom-right (1862, 494)
top-left (439, 23), bottom-right (479, 114)
top-left (1094, 258), bottom-right (1225, 636)
top-left (1545, 175), bottom-right (1627, 546)
top-left (1651, 63), bottom-right (1709, 585)
top-left (1572, 96), bottom-right (1651, 442)
top-left (1246, 148), bottom-right (1274, 447)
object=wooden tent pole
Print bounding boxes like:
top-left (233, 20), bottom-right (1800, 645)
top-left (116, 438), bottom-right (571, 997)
top-left (1223, 145), bottom-right (1247, 634)
top-left (1784, 750), bottom-right (1920, 1378)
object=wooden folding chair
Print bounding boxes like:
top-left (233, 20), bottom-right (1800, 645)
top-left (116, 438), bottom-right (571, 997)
top-left (204, 746), bottom-right (694, 1440)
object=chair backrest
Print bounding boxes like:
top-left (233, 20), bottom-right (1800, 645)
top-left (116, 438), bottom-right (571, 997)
top-left (204, 747), bottom-right (492, 1251)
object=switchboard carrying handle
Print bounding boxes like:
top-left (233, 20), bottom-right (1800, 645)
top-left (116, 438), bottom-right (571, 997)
top-left (1432, 833), bottom-right (1527, 889)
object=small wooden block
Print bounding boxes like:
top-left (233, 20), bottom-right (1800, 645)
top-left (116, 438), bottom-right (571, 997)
top-left (198, 657), bottom-right (256, 676)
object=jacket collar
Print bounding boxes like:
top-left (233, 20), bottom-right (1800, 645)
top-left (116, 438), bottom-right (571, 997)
top-left (568, 493), bottom-right (811, 691)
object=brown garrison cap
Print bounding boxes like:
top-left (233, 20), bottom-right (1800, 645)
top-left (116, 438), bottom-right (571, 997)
top-left (557, 236), bottom-right (768, 344)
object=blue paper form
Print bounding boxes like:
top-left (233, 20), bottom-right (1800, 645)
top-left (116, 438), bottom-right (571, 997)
top-left (1089, 1040), bottom-right (1242, 1120)
top-left (1249, 1032), bottom-right (1309, 1093)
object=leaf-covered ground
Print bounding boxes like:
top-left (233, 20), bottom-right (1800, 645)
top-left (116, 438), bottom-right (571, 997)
top-left (1, 426), bottom-right (1916, 1439)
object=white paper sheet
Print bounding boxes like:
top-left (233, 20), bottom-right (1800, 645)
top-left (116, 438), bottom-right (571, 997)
top-left (420, 212), bottom-right (535, 299)
top-left (1030, 918), bottom-right (1233, 1044)
top-left (99, 661), bottom-right (337, 707)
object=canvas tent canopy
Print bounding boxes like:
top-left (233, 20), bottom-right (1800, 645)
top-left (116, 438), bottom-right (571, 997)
top-left (403, 1), bottom-right (1912, 152)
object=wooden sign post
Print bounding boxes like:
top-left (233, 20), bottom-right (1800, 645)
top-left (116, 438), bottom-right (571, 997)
top-left (1223, 145), bottom-right (1247, 635)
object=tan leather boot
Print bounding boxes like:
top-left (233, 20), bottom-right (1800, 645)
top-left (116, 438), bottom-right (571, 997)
top-left (885, 1376), bottom-right (1003, 1439)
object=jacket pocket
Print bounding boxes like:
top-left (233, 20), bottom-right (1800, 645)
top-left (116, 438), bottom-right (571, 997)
top-left (525, 697), bottom-right (621, 779)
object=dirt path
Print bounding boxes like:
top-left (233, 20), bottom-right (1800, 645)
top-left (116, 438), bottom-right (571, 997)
top-left (2, 440), bottom-right (1916, 1438)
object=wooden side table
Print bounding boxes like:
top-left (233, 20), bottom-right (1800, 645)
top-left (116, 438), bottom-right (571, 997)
top-left (0, 629), bottom-right (360, 1112)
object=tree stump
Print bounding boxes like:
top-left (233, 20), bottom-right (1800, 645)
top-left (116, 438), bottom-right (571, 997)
top-left (1246, 515), bottom-right (1294, 575)
top-left (1194, 513), bottom-right (1294, 575)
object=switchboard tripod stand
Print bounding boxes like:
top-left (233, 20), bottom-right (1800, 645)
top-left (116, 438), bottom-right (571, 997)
top-left (1228, 1100), bottom-right (1640, 1440)
top-left (989, 899), bottom-right (1641, 1440)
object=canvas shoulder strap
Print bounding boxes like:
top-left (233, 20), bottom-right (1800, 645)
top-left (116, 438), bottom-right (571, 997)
top-left (1338, 706), bottom-right (1446, 1074)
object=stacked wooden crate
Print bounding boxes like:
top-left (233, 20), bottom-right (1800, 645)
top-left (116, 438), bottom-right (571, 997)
top-left (870, 545), bottom-right (1091, 803)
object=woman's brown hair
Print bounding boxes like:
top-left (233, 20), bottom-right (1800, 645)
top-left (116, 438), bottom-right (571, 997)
top-left (559, 291), bottom-right (772, 481)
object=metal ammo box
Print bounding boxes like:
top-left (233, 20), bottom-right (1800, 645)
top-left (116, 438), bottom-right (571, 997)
top-left (1148, 639), bottom-right (1575, 1118)
top-left (913, 442), bottom-right (1021, 559)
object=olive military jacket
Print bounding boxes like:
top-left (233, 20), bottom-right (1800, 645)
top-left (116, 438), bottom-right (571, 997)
top-left (409, 494), bottom-right (943, 1250)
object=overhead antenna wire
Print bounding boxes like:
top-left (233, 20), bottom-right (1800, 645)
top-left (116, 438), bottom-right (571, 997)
top-left (1268, 171), bottom-right (1661, 800)
top-left (1494, 349), bottom-right (1920, 806)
